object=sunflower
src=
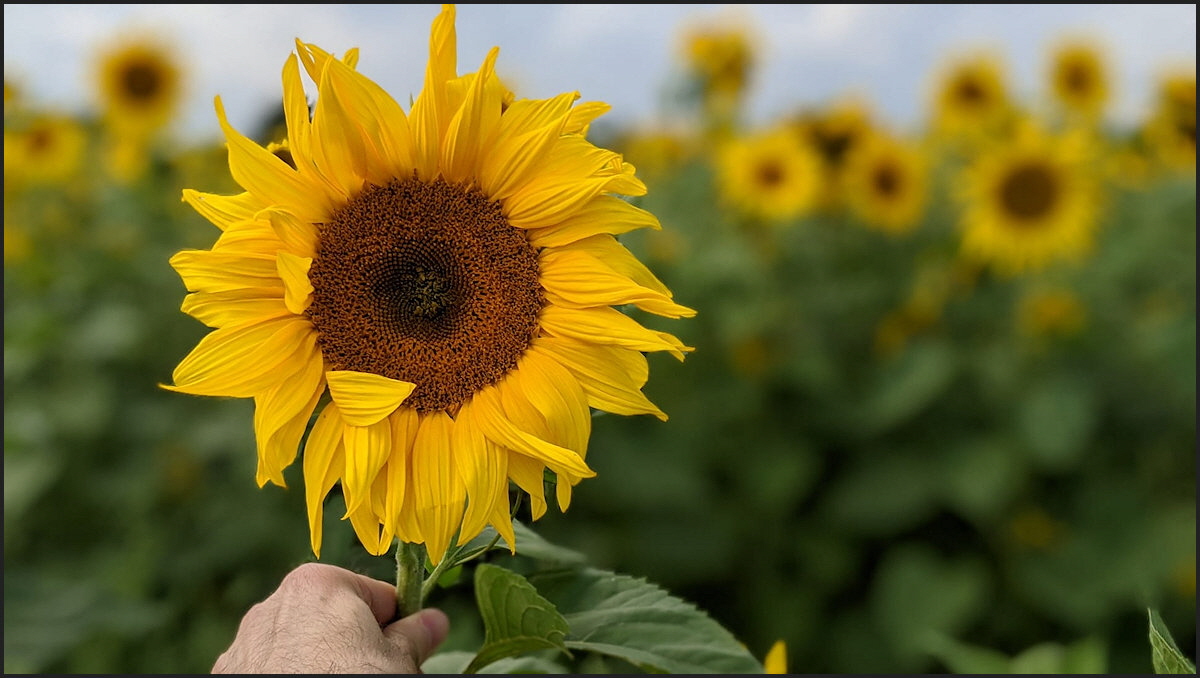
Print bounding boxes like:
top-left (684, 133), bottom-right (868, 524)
top-left (931, 53), bottom-right (1012, 142)
top-left (682, 21), bottom-right (754, 103)
top-left (842, 131), bottom-right (929, 235)
top-left (1048, 40), bottom-right (1109, 122)
top-left (95, 37), bottom-right (182, 138)
top-left (3, 114), bottom-right (88, 186)
top-left (716, 126), bottom-right (823, 222)
top-left (764, 640), bottom-right (788, 674)
top-left (788, 98), bottom-right (875, 208)
top-left (1144, 69), bottom-right (1196, 172)
top-left (958, 122), bottom-right (1100, 275)
top-left (165, 5), bottom-right (693, 565)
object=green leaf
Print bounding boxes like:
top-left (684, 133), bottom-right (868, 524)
top-left (1149, 608), bottom-right (1196, 674)
top-left (465, 564), bottom-right (570, 674)
top-left (530, 566), bottom-right (764, 674)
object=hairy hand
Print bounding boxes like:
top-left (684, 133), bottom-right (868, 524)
top-left (213, 562), bottom-right (449, 674)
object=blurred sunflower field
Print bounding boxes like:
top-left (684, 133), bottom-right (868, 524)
top-left (4, 6), bottom-right (1195, 675)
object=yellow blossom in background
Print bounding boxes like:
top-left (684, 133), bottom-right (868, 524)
top-left (1017, 287), bottom-right (1087, 338)
top-left (842, 130), bottom-right (930, 235)
top-left (165, 5), bottom-right (693, 565)
top-left (764, 639), bottom-right (788, 674)
top-left (682, 17), bottom-right (755, 104)
top-left (788, 98), bottom-right (875, 209)
top-left (716, 126), bottom-right (824, 222)
top-left (957, 121), bottom-right (1100, 275)
top-left (614, 128), bottom-right (692, 183)
top-left (931, 52), bottom-right (1013, 143)
top-left (95, 36), bottom-right (182, 137)
top-left (1047, 39), bottom-right (1110, 123)
top-left (1144, 68), bottom-right (1196, 173)
top-left (3, 114), bottom-right (88, 186)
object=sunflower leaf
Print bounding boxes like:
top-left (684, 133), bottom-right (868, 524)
top-left (465, 564), bottom-right (570, 674)
top-left (529, 566), bottom-right (765, 674)
top-left (1148, 608), bottom-right (1196, 674)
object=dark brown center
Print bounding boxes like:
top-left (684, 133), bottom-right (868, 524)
top-left (954, 76), bottom-right (987, 106)
top-left (306, 177), bottom-right (543, 412)
top-left (756, 159), bottom-right (784, 188)
top-left (122, 61), bottom-right (162, 103)
top-left (872, 162), bottom-right (902, 198)
top-left (1062, 62), bottom-right (1092, 95)
top-left (999, 162), bottom-right (1059, 221)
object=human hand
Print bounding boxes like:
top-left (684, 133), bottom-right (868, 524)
top-left (212, 562), bottom-right (450, 674)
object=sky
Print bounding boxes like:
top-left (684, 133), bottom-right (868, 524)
top-left (4, 4), bottom-right (1197, 144)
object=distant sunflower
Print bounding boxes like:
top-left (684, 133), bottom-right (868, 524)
top-left (96, 38), bottom-right (181, 137)
top-left (716, 126), bottom-right (823, 222)
top-left (843, 131), bottom-right (929, 235)
top-left (789, 99), bottom-right (874, 207)
top-left (958, 122), bottom-right (1099, 274)
top-left (932, 54), bottom-right (1011, 141)
top-left (682, 22), bottom-right (754, 103)
top-left (166, 5), bottom-right (693, 564)
top-left (1048, 40), bottom-right (1109, 121)
top-left (1144, 70), bottom-right (1196, 172)
top-left (3, 115), bottom-right (88, 185)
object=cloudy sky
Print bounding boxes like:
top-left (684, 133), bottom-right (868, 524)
top-left (4, 4), bottom-right (1196, 143)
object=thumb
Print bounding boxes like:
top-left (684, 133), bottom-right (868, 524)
top-left (383, 607), bottom-right (451, 667)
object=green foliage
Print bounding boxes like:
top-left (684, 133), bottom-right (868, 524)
top-left (1149, 608), bottom-right (1196, 674)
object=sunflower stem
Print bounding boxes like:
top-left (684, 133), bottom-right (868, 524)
top-left (394, 540), bottom-right (425, 619)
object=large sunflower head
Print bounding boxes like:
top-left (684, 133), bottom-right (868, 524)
top-left (1047, 39), bottom-right (1110, 121)
top-left (165, 5), bottom-right (694, 565)
top-left (957, 121), bottom-right (1100, 275)
top-left (931, 53), bottom-right (1012, 141)
top-left (842, 130), bottom-right (929, 235)
top-left (95, 36), bottom-right (182, 138)
top-left (715, 125), bottom-right (824, 222)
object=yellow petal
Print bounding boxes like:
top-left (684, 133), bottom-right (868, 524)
top-left (211, 220), bottom-right (284, 255)
top-left (347, 496), bottom-right (391, 557)
top-left (252, 347), bottom-right (324, 487)
top-left (170, 250), bottom-right (283, 294)
top-left (564, 100), bottom-right (611, 135)
top-left (341, 417), bottom-right (392, 516)
top-left (441, 47), bottom-right (501, 184)
top-left (507, 451), bottom-right (548, 520)
top-left (451, 401), bottom-right (508, 545)
top-left (473, 383), bottom-right (594, 479)
top-left (527, 195), bottom-right (661, 249)
top-left (384, 408), bottom-right (422, 544)
top-left (539, 304), bottom-right (693, 361)
top-left (409, 4), bottom-right (458, 180)
top-left (540, 248), bottom-right (696, 319)
top-left (325, 370), bottom-right (416, 427)
top-left (215, 96), bottom-right (330, 224)
top-left (559, 233), bottom-right (674, 297)
top-left (411, 410), bottom-right (466, 565)
top-left (764, 640), bottom-right (788, 674)
top-left (167, 317), bottom-right (314, 397)
top-left (533, 337), bottom-right (666, 421)
top-left (276, 251), bottom-right (313, 314)
top-left (303, 401), bottom-right (347, 559)
top-left (281, 53), bottom-right (315, 175)
top-left (182, 189), bottom-right (262, 232)
top-left (324, 56), bottom-right (414, 180)
top-left (478, 92), bottom-right (576, 199)
top-left (509, 350), bottom-right (590, 459)
top-left (260, 207), bottom-right (318, 258)
top-left (180, 289), bottom-right (288, 329)
top-left (487, 488), bottom-right (517, 554)
top-left (309, 61), bottom-right (370, 197)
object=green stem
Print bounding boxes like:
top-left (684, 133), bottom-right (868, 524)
top-left (420, 544), bottom-right (462, 603)
top-left (394, 540), bottom-right (425, 619)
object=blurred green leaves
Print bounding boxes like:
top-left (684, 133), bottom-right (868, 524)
top-left (1149, 608), bottom-right (1196, 674)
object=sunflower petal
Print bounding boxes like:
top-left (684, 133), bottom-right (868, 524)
top-left (441, 47), bottom-right (501, 184)
top-left (303, 401), bottom-right (347, 559)
top-left (452, 401), bottom-right (508, 545)
top-left (558, 233), bottom-right (674, 296)
top-left (478, 93), bottom-right (576, 199)
top-left (533, 337), bottom-right (666, 421)
top-left (411, 410), bottom-right (466, 565)
top-left (473, 383), bottom-right (595, 478)
top-left (261, 207), bottom-right (319, 257)
top-left (325, 371), bottom-right (416, 427)
top-left (310, 61), bottom-right (370, 196)
top-left (507, 451), bottom-right (548, 520)
top-left (180, 289), bottom-right (288, 329)
top-left (276, 251), bottom-right (313, 314)
top-left (215, 96), bottom-right (330, 223)
top-left (182, 189), bottom-right (262, 231)
top-left (166, 317), bottom-right (314, 397)
top-left (341, 417), bottom-right (392, 516)
top-left (540, 248), bottom-right (696, 318)
top-left (252, 343), bottom-right (324, 487)
top-left (527, 195), bottom-right (660, 248)
top-left (384, 408), bottom-right (421, 544)
top-left (539, 304), bottom-right (693, 361)
top-left (409, 4), bottom-right (458, 180)
top-left (170, 250), bottom-right (283, 293)
top-left (324, 56), bottom-right (414, 180)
